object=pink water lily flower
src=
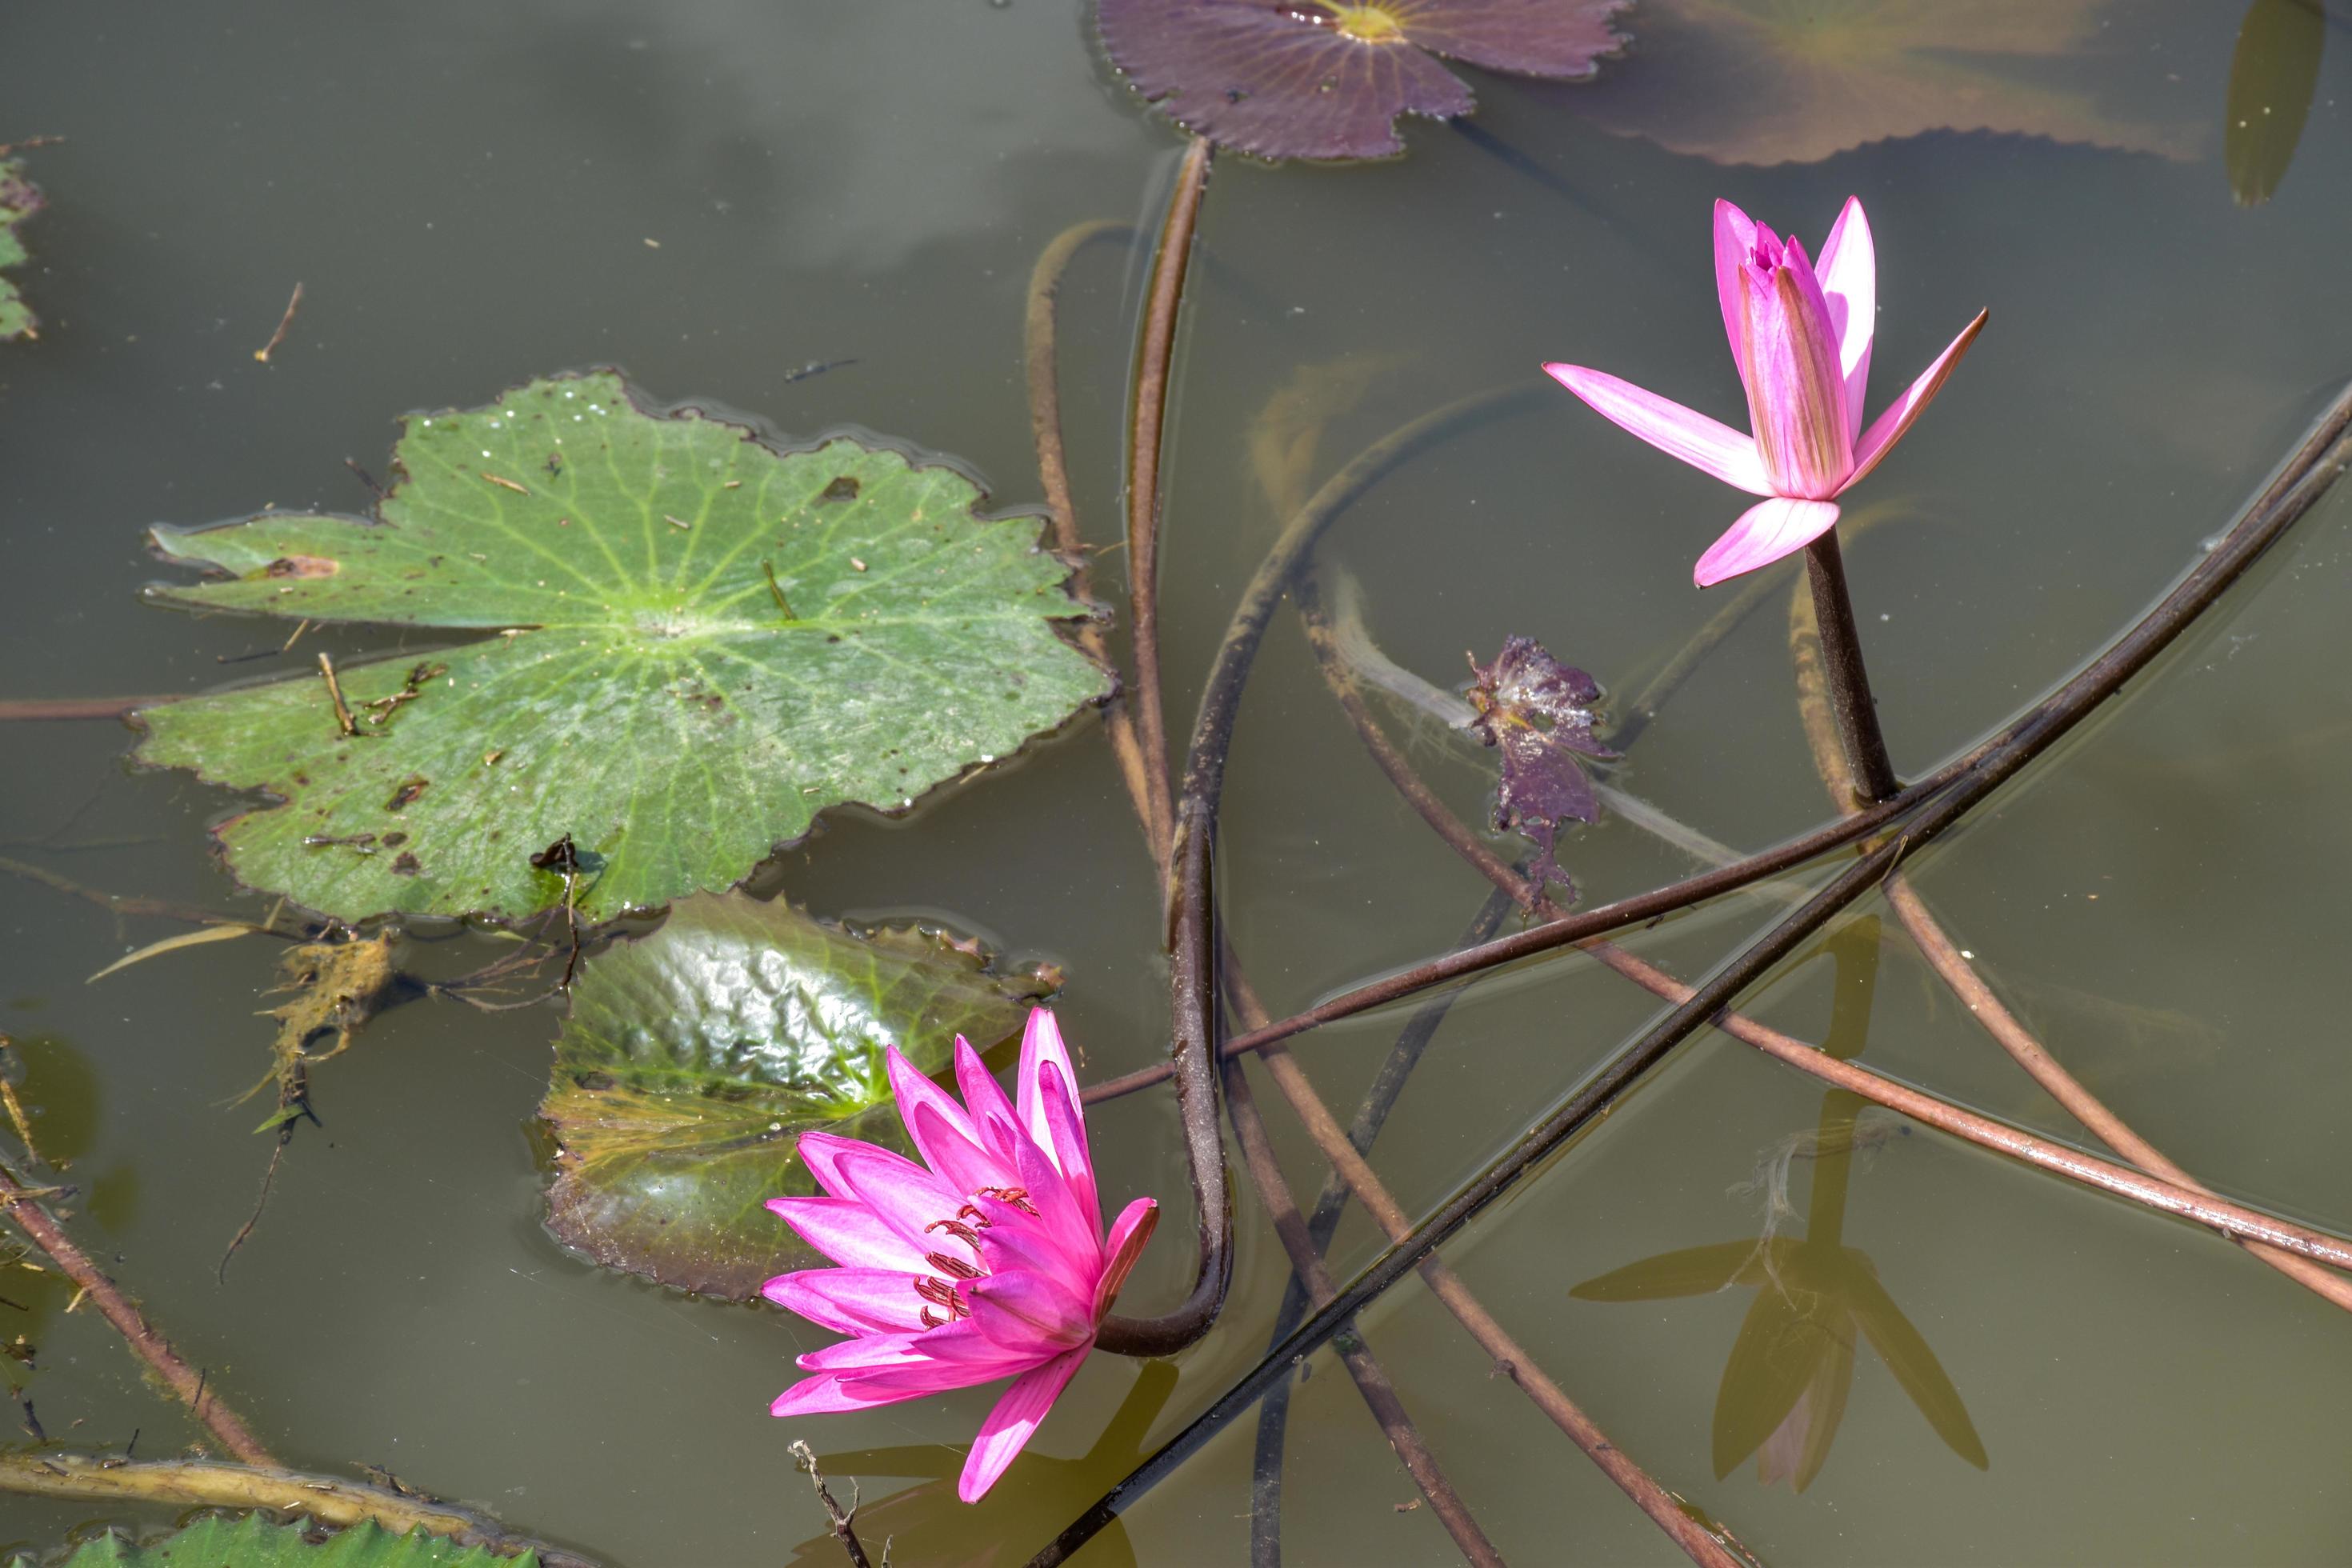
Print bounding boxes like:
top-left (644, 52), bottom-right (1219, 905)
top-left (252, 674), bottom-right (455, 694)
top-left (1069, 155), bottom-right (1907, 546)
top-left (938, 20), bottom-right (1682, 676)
top-left (1545, 197), bottom-right (1987, 587)
top-left (764, 1008), bottom-right (1157, 1503)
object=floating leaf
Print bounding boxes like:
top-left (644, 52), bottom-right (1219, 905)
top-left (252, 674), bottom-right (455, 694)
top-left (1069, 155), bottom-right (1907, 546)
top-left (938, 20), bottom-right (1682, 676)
top-left (1097, 0), bottom-right (1629, 162)
top-left (1466, 635), bottom-right (1616, 899)
top-left (2224, 0), bottom-right (2325, 206)
top-left (132, 371), bottom-right (1108, 926)
top-left (1566, 0), bottom-right (2198, 166)
top-left (25, 1514), bottom-right (534, 1568)
top-left (0, 158), bottom-right (42, 343)
top-left (538, 891), bottom-right (1055, 1300)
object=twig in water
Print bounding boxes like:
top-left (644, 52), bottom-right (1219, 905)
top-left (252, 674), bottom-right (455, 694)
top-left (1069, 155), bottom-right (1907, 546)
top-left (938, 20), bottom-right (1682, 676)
top-left (0, 696), bottom-right (179, 722)
top-left (0, 1452), bottom-right (593, 1566)
top-left (0, 1034), bottom-right (50, 1170)
top-left (1785, 525), bottom-right (2352, 1311)
top-left (316, 652), bottom-right (357, 738)
top-left (790, 1440), bottom-right (875, 1568)
top-left (0, 1164), bottom-right (275, 1465)
top-left (1220, 1051), bottom-right (1503, 1568)
top-left (218, 1125), bottom-right (293, 1284)
top-left (253, 282), bottom-right (303, 363)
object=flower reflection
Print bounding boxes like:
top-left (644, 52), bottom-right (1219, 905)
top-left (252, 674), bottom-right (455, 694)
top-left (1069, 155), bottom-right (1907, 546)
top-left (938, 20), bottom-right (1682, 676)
top-left (1571, 920), bottom-right (1986, 1490)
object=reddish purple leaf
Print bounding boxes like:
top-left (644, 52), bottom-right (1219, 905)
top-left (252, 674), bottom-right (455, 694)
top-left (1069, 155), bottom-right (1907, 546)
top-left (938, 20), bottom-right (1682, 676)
top-left (1468, 636), bottom-right (1618, 899)
top-left (1097, 0), bottom-right (1630, 162)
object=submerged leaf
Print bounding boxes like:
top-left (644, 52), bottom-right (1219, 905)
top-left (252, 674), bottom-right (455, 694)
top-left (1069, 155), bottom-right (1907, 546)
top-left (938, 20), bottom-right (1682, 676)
top-left (1466, 634), bottom-right (1617, 898)
top-left (0, 158), bottom-right (43, 343)
top-left (1566, 0), bottom-right (2198, 167)
top-left (2224, 0), bottom-right (2325, 206)
top-left (538, 891), bottom-right (1055, 1301)
top-left (30, 1514), bottom-right (532, 1567)
top-left (1097, 0), bottom-right (1628, 162)
top-left (84, 922), bottom-right (258, 984)
top-left (133, 370), bottom-right (1109, 926)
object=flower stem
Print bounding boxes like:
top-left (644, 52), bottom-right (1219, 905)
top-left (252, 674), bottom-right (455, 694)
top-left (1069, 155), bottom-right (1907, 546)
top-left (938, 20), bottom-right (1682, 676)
top-left (1123, 136), bottom-right (1213, 867)
top-left (1802, 530), bottom-right (1901, 803)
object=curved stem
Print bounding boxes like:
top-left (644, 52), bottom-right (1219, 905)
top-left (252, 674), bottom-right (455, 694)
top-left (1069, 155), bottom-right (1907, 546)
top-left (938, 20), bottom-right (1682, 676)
top-left (0, 1454), bottom-right (590, 1566)
top-left (0, 1166), bottom-right (275, 1466)
top-left (1124, 136), bottom-right (1213, 865)
top-left (1093, 385), bottom-right (1543, 1356)
top-left (1023, 218), bottom-right (1163, 846)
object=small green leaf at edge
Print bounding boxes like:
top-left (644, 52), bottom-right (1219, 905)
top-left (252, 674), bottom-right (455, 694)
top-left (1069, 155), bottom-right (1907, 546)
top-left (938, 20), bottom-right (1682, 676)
top-left (538, 890), bottom-right (1057, 1302)
top-left (132, 370), bottom-right (1111, 926)
top-left (31, 1512), bottom-right (534, 1567)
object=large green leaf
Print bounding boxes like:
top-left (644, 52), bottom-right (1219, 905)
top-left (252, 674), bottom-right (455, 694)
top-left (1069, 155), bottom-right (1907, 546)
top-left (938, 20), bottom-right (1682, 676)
top-left (538, 891), bottom-right (1056, 1300)
top-left (0, 157), bottom-right (44, 342)
top-left (134, 371), bottom-right (1108, 924)
top-left (22, 1514), bottom-right (531, 1567)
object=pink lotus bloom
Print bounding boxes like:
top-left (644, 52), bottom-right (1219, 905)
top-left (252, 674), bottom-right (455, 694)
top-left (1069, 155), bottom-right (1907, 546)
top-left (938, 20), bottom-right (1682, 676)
top-left (764, 1008), bottom-right (1157, 1502)
top-left (1545, 197), bottom-right (1987, 587)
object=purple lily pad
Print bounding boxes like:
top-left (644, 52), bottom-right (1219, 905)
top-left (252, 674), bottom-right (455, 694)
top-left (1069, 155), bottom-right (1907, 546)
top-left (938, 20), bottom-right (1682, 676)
top-left (1468, 635), bottom-right (1618, 899)
top-left (1097, 0), bottom-right (1631, 162)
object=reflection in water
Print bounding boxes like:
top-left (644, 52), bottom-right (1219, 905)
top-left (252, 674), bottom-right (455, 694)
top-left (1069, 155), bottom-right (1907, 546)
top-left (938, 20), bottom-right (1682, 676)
top-left (2225, 0), bottom-right (2326, 205)
top-left (788, 1361), bottom-right (1176, 1568)
top-left (1571, 918), bottom-right (1986, 1491)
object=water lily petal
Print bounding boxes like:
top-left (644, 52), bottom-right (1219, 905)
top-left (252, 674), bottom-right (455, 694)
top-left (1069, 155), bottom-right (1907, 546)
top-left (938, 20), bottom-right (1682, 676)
top-left (953, 1034), bottom-right (1026, 1170)
top-left (1814, 197), bottom-right (1876, 444)
top-left (1543, 364), bottom-right (1772, 496)
top-left (767, 1195), bottom-right (930, 1274)
top-left (762, 1266), bottom-right (926, 1335)
top-left (1736, 234), bottom-right (1853, 497)
top-left (886, 1045), bottom-right (1014, 1197)
top-left (795, 1129), bottom-right (887, 1202)
top-left (1093, 1198), bottom-right (1159, 1322)
top-left (958, 1346), bottom-right (1089, 1502)
top-left (1713, 198), bottom-right (1759, 381)
top-left (770, 1370), bottom-right (935, 1418)
top-left (1842, 310), bottom-right (1989, 492)
top-left (1018, 1010), bottom-right (1100, 1238)
top-left (1012, 1126), bottom-right (1102, 1274)
top-left (1694, 498), bottom-right (1842, 588)
top-left (829, 1146), bottom-right (968, 1258)
top-left (966, 1267), bottom-right (1095, 1353)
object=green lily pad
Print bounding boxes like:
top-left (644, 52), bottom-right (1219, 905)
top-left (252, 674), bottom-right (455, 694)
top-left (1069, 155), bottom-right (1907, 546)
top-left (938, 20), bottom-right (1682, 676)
top-left (133, 371), bottom-right (1109, 925)
top-left (0, 157), bottom-right (46, 342)
top-left (23, 1514), bottom-right (533, 1567)
top-left (538, 890), bottom-right (1057, 1301)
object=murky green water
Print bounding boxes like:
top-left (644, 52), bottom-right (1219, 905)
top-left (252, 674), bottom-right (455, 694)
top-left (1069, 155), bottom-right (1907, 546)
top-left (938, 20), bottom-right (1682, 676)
top-left (4, 2), bottom-right (2350, 1562)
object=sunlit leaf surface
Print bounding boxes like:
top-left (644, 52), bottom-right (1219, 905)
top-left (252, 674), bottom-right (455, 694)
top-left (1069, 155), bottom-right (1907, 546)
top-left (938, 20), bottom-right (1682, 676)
top-left (0, 157), bottom-right (44, 342)
top-left (132, 371), bottom-right (1109, 924)
top-left (1567, 0), bottom-right (2198, 166)
top-left (538, 892), bottom-right (1055, 1301)
top-left (28, 1514), bottom-right (532, 1568)
top-left (1097, 0), bottom-right (1629, 161)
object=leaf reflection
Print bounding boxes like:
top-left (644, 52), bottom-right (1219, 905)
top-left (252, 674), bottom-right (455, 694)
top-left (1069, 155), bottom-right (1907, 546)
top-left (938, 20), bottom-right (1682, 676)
top-left (1570, 918), bottom-right (1987, 1490)
top-left (2225, 0), bottom-right (2326, 205)
top-left (787, 1361), bottom-right (1178, 1568)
